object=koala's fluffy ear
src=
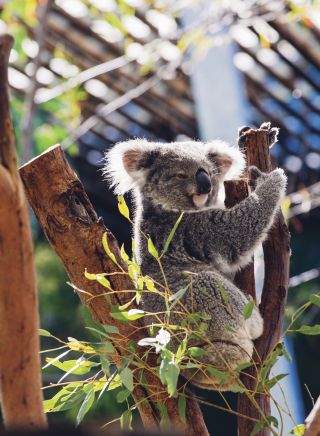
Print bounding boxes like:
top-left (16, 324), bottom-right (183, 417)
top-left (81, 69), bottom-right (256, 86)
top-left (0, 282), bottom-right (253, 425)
top-left (205, 140), bottom-right (245, 179)
top-left (103, 139), bottom-right (159, 194)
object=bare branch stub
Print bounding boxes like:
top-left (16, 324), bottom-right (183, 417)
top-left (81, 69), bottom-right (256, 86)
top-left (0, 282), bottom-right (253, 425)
top-left (237, 128), bottom-right (290, 436)
top-left (0, 34), bottom-right (47, 430)
top-left (20, 144), bottom-right (208, 436)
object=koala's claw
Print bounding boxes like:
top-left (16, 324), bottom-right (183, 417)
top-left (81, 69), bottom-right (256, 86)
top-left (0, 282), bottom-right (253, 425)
top-left (259, 122), bottom-right (271, 130)
top-left (238, 126), bottom-right (251, 136)
top-left (248, 166), bottom-right (264, 180)
top-left (238, 122), bottom-right (279, 149)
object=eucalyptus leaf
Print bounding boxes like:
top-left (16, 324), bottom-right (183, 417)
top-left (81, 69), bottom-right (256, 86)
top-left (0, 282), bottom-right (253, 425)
top-left (118, 195), bottom-right (130, 220)
top-left (120, 367), bottom-right (134, 392)
top-left (178, 394), bottom-right (186, 422)
top-left (188, 347), bottom-right (206, 358)
top-left (76, 386), bottom-right (95, 426)
top-left (116, 389), bottom-right (131, 403)
top-left (39, 328), bottom-right (52, 337)
top-left (309, 294), bottom-right (320, 308)
top-left (111, 307), bottom-right (145, 322)
top-left (296, 324), bottom-right (320, 335)
top-left (290, 424), bottom-right (305, 435)
top-left (147, 238), bottom-right (159, 259)
top-left (243, 300), bottom-right (255, 320)
top-left (120, 409), bottom-right (132, 431)
top-left (102, 233), bottom-right (118, 265)
top-left (161, 212), bottom-right (184, 257)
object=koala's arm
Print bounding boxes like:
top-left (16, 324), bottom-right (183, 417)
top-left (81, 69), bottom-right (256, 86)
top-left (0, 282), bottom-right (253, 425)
top-left (186, 167), bottom-right (287, 269)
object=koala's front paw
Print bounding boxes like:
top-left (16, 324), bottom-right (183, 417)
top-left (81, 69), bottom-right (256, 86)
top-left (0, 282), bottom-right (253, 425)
top-left (249, 165), bottom-right (264, 180)
top-left (268, 168), bottom-right (287, 190)
top-left (248, 165), bottom-right (268, 188)
top-left (249, 166), bottom-right (287, 192)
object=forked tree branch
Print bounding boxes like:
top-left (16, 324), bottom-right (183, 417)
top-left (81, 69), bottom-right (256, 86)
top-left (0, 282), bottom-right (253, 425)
top-left (20, 144), bottom-right (209, 435)
top-left (0, 34), bottom-right (47, 430)
top-left (229, 127), bottom-right (290, 436)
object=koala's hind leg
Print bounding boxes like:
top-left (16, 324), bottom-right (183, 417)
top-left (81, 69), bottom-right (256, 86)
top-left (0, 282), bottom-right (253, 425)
top-left (183, 271), bottom-right (263, 390)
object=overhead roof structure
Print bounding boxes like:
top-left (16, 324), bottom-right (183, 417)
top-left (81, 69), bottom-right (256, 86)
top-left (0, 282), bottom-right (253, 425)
top-left (3, 1), bottom-right (320, 215)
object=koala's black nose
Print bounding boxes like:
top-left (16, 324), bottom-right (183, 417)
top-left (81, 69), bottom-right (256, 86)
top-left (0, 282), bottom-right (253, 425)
top-left (195, 169), bottom-right (211, 194)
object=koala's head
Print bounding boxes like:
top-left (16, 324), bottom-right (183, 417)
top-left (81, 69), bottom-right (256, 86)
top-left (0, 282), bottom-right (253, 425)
top-left (104, 139), bottom-right (245, 211)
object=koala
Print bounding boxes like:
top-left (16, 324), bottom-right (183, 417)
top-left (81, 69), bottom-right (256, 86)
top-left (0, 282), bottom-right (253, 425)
top-left (104, 125), bottom-right (287, 390)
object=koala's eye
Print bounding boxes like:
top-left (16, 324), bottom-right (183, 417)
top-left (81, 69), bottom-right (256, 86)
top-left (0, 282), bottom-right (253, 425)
top-left (176, 172), bottom-right (188, 180)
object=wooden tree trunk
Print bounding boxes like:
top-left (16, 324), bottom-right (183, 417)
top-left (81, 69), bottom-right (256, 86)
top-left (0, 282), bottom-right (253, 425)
top-left (234, 128), bottom-right (290, 436)
top-left (0, 35), bottom-right (47, 429)
top-left (304, 396), bottom-right (320, 436)
top-left (20, 144), bottom-right (209, 436)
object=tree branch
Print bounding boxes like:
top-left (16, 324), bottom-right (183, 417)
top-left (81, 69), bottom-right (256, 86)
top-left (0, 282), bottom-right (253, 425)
top-left (0, 34), bottom-right (47, 430)
top-left (19, 144), bottom-right (208, 435)
top-left (235, 127), bottom-right (290, 436)
top-left (304, 396), bottom-right (320, 436)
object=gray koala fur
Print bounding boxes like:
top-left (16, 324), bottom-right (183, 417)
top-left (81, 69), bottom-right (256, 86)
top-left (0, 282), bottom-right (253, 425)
top-left (104, 125), bottom-right (287, 390)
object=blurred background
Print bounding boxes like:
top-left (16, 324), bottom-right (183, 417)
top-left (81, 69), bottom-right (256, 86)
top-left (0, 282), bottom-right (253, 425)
top-left (0, 0), bottom-right (319, 434)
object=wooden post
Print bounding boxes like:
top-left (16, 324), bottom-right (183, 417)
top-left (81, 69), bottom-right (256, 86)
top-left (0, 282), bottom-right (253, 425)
top-left (20, 144), bottom-right (209, 436)
top-left (0, 34), bottom-right (47, 429)
top-left (235, 128), bottom-right (290, 436)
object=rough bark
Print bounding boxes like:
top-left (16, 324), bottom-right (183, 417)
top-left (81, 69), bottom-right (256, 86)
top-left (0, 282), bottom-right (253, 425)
top-left (0, 34), bottom-right (47, 429)
top-left (224, 179), bottom-right (256, 301)
top-left (304, 396), bottom-right (320, 436)
top-left (236, 128), bottom-right (291, 436)
top-left (20, 144), bottom-right (209, 435)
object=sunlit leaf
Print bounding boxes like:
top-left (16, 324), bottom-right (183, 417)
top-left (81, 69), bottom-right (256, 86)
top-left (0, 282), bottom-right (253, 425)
top-left (118, 195), bottom-right (130, 220)
top-left (120, 243), bottom-right (130, 263)
top-left (39, 329), bottom-right (52, 337)
top-left (45, 358), bottom-right (99, 375)
top-left (111, 306), bottom-right (145, 322)
top-left (148, 238), bottom-right (159, 259)
top-left (161, 212), bottom-right (184, 257)
top-left (76, 385), bottom-right (95, 426)
top-left (102, 232), bottom-right (118, 265)
top-left (290, 424), bottom-right (305, 435)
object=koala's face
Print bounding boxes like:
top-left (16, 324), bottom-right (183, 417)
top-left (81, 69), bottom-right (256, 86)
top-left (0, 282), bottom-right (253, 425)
top-left (105, 140), bottom-right (245, 211)
top-left (139, 152), bottom-right (223, 211)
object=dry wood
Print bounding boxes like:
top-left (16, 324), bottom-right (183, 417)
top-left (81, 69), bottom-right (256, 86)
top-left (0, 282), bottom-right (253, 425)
top-left (236, 128), bottom-right (290, 436)
top-left (0, 34), bottom-right (47, 429)
top-left (304, 396), bottom-right (320, 436)
top-left (20, 144), bottom-right (208, 435)
top-left (224, 179), bottom-right (256, 300)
